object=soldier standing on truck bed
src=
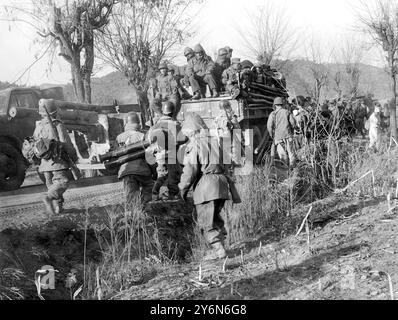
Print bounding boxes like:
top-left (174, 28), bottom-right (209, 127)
top-left (214, 47), bottom-right (231, 92)
top-left (154, 63), bottom-right (182, 117)
top-left (179, 113), bottom-right (241, 261)
top-left (187, 44), bottom-right (219, 100)
top-left (33, 99), bottom-right (78, 216)
top-left (116, 112), bottom-right (154, 206)
top-left (221, 58), bottom-right (242, 96)
top-left (267, 97), bottom-right (297, 168)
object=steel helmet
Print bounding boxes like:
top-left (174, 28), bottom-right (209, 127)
top-left (38, 99), bottom-right (57, 116)
top-left (193, 44), bottom-right (205, 53)
top-left (218, 48), bottom-right (228, 56)
top-left (182, 112), bottom-right (208, 132)
top-left (273, 97), bottom-right (284, 106)
top-left (125, 112), bottom-right (140, 125)
top-left (158, 62), bottom-right (168, 70)
top-left (184, 47), bottom-right (194, 57)
top-left (162, 101), bottom-right (175, 116)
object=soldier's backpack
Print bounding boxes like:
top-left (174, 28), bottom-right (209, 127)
top-left (34, 138), bottom-right (65, 161)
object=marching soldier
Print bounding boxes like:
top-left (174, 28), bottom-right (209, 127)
top-left (179, 113), bottom-right (241, 261)
top-left (267, 97), bottom-right (297, 167)
top-left (116, 112), bottom-right (154, 206)
top-left (148, 101), bottom-right (185, 201)
top-left (33, 99), bottom-right (78, 216)
top-left (187, 44), bottom-right (219, 100)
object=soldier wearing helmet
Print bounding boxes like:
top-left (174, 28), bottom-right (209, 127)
top-left (221, 58), bottom-right (242, 96)
top-left (186, 43), bottom-right (219, 100)
top-left (179, 113), bottom-right (241, 261)
top-left (147, 101), bottom-right (187, 201)
top-left (214, 47), bottom-right (231, 91)
top-left (224, 46), bottom-right (233, 59)
top-left (151, 62), bottom-right (181, 117)
top-left (266, 97), bottom-right (297, 167)
top-left (33, 99), bottom-right (78, 216)
top-left (116, 112), bottom-right (154, 205)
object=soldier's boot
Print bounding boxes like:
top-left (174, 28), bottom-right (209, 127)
top-left (203, 241), bottom-right (227, 261)
top-left (212, 90), bottom-right (220, 98)
top-left (52, 200), bottom-right (63, 214)
top-left (43, 196), bottom-right (55, 216)
top-left (192, 91), bottom-right (202, 100)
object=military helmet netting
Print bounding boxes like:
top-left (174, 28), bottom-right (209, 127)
top-left (219, 100), bottom-right (232, 110)
top-left (218, 48), bottom-right (228, 56)
top-left (125, 112), bottom-right (140, 125)
top-left (273, 97), bottom-right (284, 106)
top-left (182, 112), bottom-right (208, 132)
top-left (39, 99), bottom-right (57, 115)
top-left (162, 101), bottom-right (175, 115)
top-left (193, 44), bottom-right (204, 53)
top-left (158, 62), bottom-right (168, 70)
top-left (184, 47), bottom-right (194, 56)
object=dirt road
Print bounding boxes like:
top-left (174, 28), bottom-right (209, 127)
top-left (0, 174), bottom-right (124, 231)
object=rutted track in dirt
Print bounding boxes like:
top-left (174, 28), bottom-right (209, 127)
top-left (0, 176), bottom-right (125, 230)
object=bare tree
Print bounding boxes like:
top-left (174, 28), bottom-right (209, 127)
top-left (305, 39), bottom-right (331, 104)
top-left (96, 0), bottom-right (200, 117)
top-left (236, 2), bottom-right (298, 68)
top-left (357, 0), bottom-right (398, 139)
top-left (332, 70), bottom-right (343, 98)
top-left (3, 0), bottom-right (115, 103)
top-left (340, 39), bottom-right (365, 99)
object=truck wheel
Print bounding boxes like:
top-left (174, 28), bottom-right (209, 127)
top-left (0, 143), bottom-right (27, 191)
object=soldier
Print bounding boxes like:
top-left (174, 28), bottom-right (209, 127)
top-left (179, 113), bottom-right (241, 261)
top-left (215, 100), bottom-right (242, 166)
top-left (221, 58), bottom-right (242, 95)
top-left (353, 100), bottom-right (367, 138)
top-left (154, 63), bottom-right (181, 117)
top-left (252, 63), bottom-right (266, 85)
top-left (33, 99), bottom-right (78, 216)
top-left (187, 44), bottom-right (219, 100)
top-left (148, 101), bottom-right (185, 201)
top-left (116, 112), bottom-right (154, 206)
top-left (267, 97), bottom-right (297, 167)
top-left (182, 47), bottom-right (195, 88)
top-left (368, 106), bottom-right (382, 152)
top-left (168, 64), bottom-right (192, 100)
top-left (224, 46), bottom-right (233, 60)
top-left (214, 47), bottom-right (231, 91)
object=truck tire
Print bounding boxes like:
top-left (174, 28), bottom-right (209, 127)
top-left (0, 143), bottom-right (27, 191)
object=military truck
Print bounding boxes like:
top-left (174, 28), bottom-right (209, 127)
top-left (0, 86), bottom-right (65, 191)
top-left (0, 86), bottom-right (142, 191)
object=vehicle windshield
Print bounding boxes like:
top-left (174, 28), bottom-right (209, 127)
top-left (0, 91), bottom-right (8, 114)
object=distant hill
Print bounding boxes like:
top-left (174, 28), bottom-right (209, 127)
top-left (63, 72), bottom-right (137, 105)
top-left (42, 59), bottom-right (392, 104)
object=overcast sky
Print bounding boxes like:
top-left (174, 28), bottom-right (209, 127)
top-left (0, 0), bottom-right (385, 86)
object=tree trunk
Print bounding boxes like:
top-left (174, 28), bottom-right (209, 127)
top-left (71, 65), bottom-right (86, 103)
top-left (391, 74), bottom-right (398, 139)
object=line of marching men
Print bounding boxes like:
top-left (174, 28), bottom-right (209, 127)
top-left (34, 98), bottom-right (241, 261)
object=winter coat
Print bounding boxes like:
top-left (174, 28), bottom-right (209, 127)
top-left (178, 133), bottom-right (240, 205)
top-left (186, 54), bottom-right (215, 78)
top-left (116, 127), bottom-right (151, 179)
top-left (33, 118), bottom-right (76, 172)
top-left (267, 106), bottom-right (296, 143)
